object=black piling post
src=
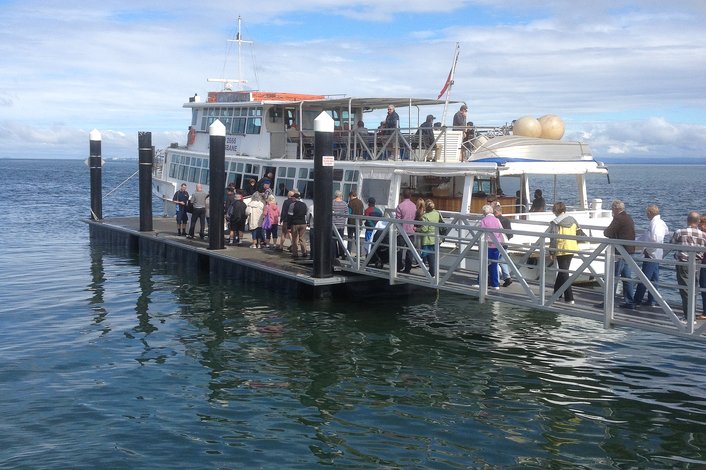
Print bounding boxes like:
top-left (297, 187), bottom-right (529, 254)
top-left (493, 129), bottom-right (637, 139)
top-left (89, 129), bottom-right (102, 220)
top-left (138, 131), bottom-right (153, 232)
top-left (208, 120), bottom-right (226, 250)
top-left (313, 112), bottom-right (334, 278)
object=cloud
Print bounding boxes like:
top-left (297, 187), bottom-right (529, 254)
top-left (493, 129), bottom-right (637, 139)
top-left (0, 0), bottom-right (705, 161)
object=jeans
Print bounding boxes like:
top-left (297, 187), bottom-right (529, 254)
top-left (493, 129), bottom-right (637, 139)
top-left (422, 245), bottom-right (436, 277)
top-left (615, 254), bottom-right (636, 305)
top-left (634, 259), bottom-right (659, 306)
top-left (477, 247), bottom-right (500, 288)
top-left (396, 233), bottom-right (415, 272)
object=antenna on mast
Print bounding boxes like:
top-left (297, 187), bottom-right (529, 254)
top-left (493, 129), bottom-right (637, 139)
top-left (207, 16), bottom-right (253, 91)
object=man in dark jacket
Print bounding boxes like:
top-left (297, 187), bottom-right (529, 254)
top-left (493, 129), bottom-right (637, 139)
top-left (287, 192), bottom-right (309, 258)
top-left (603, 199), bottom-right (636, 308)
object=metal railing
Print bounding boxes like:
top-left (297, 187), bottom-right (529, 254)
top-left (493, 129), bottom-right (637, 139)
top-left (332, 214), bottom-right (706, 340)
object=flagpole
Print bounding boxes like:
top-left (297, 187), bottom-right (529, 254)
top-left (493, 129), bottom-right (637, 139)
top-left (439, 43), bottom-right (460, 125)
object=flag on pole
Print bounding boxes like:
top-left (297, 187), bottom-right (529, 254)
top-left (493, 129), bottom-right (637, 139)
top-left (437, 43), bottom-right (460, 100)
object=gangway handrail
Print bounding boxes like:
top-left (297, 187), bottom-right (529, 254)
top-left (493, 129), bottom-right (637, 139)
top-left (333, 213), bottom-right (706, 341)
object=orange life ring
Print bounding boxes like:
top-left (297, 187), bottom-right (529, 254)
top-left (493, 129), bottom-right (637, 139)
top-left (187, 127), bottom-right (196, 146)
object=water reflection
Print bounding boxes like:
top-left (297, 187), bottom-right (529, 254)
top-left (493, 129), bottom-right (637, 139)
top-left (85, 237), bottom-right (706, 467)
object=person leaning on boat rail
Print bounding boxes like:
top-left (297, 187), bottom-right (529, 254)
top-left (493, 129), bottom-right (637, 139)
top-left (418, 114), bottom-right (435, 150)
top-left (172, 183), bottom-right (189, 236)
top-left (186, 184), bottom-right (208, 240)
top-left (669, 211), bottom-right (706, 319)
top-left (600, 199), bottom-right (637, 309)
top-left (453, 104), bottom-right (468, 130)
top-left (548, 202), bottom-right (580, 305)
top-left (384, 104), bottom-right (400, 159)
top-left (472, 204), bottom-right (506, 290)
top-left (633, 204), bottom-right (669, 308)
top-left (529, 189), bottom-right (546, 212)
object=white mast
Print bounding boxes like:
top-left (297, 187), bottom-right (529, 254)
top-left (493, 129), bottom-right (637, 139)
top-left (207, 16), bottom-right (252, 91)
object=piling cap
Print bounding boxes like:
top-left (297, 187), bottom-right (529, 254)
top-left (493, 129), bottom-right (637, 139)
top-left (89, 129), bottom-right (101, 141)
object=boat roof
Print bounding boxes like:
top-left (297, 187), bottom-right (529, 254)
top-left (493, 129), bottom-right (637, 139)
top-left (191, 91), bottom-right (461, 111)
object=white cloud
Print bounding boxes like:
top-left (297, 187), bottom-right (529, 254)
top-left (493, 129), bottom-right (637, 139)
top-left (0, 0), bottom-right (705, 160)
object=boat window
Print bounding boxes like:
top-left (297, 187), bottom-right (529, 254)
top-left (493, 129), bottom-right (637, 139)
top-left (200, 169), bottom-right (209, 185)
top-left (344, 170), bottom-right (359, 182)
top-left (252, 164), bottom-right (260, 174)
top-left (297, 181), bottom-right (314, 199)
top-left (236, 163), bottom-right (243, 172)
top-left (246, 117), bottom-right (261, 134)
top-left (169, 165), bottom-right (177, 178)
top-left (298, 168), bottom-right (308, 179)
top-left (287, 167), bottom-right (296, 178)
top-left (276, 178), bottom-right (294, 196)
top-left (224, 108), bottom-right (233, 117)
top-left (248, 107), bottom-right (262, 117)
top-left (333, 169), bottom-right (343, 181)
top-left (362, 179), bottom-right (390, 205)
top-left (244, 164), bottom-right (252, 173)
top-left (231, 117), bottom-right (246, 135)
top-left (188, 167), bottom-right (197, 182)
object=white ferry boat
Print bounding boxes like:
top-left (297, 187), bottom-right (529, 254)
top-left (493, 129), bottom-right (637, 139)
top-left (152, 21), bottom-right (613, 250)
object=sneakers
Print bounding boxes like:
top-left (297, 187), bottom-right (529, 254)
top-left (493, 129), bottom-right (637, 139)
top-left (502, 278), bottom-right (513, 287)
top-left (567, 300), bottom-right (575, 305)
top-left (491, 286), bottom-right (500, 290)
top-left (619, 303), bottom-right (636, 310)
top-left (471, 284), bottom-right (480, 288)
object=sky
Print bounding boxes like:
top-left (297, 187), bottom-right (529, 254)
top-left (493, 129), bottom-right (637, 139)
top-left (1, 0), bottom-right (705, 161)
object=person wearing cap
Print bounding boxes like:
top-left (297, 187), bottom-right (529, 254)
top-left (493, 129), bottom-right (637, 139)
top-left (419, 114), bottom-right (435, 150)
top-left (364, 197), bottom-right (383, 255)
top-left (453, 104), bottom-right (468, 130)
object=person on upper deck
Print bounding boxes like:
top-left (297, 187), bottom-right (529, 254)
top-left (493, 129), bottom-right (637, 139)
top-left (354, 121), bottom-right (368, 136)
top-left (244, 178), bottom-right (257, 196)
top-left (529, 189), bottom-right (546, 212)
top-left (385, 105), bottom-right (400, 159)
top-left (453, 104), bottom-right (468, 130)
top-left (419, 114), bottom-right (435, 149)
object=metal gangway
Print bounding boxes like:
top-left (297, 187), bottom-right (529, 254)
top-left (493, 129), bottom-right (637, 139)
top-left (332, 213), bottom-right (706, 342)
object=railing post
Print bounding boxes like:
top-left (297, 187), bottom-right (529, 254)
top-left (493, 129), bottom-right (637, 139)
top-left (478, 236), bottom-right (488, 303)
top-left (604, 245), bottom-right (615, 329)
top-left (538, 239), bottom-right (547, 305)
top-left (686, 251), bottom-right (696, 332)
top-left (389, 223), bottom-right (398, 284)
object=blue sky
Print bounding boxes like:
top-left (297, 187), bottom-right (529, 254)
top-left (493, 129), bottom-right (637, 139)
top-left (1, 0), bottom-right (705, 161)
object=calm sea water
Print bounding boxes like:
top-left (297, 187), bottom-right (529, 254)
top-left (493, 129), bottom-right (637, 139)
top-left (1, 159), bottom-right (706, 469)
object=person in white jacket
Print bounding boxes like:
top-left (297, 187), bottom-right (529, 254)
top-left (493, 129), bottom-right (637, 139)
top-left (634, 204), bottom-right (669, 307)
top-left (246, 192), bottom-right (265, 248)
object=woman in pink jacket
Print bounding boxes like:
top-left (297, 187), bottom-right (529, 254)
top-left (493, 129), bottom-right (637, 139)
top-left (263, 195), bottom-right (281, 248)
top-left (475, 204), bottom-right (506, 289)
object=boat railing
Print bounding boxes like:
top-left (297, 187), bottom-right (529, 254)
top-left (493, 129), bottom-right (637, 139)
top-left (334, 213), bottom-right (706, 339)
top-left (332, 125), bottom-right (469, 162)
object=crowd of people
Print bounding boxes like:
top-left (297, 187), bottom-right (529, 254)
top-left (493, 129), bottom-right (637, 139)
top-left (174, 180), bottom-right (706, 318)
